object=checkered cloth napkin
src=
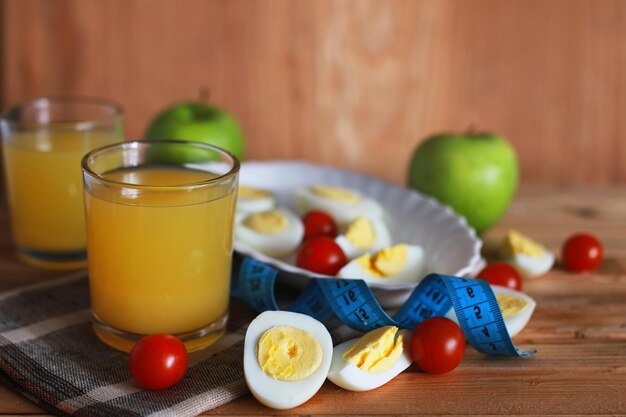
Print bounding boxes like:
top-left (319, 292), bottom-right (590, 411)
top-left (0, 270), bottom-right (253, 416)
top-left (0, 270), bottom-right (354, 417)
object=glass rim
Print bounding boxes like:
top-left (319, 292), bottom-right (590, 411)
top-left (81, 139), bottom-right (241, 191)
top-left (0, 96), bottom-right (124, 131)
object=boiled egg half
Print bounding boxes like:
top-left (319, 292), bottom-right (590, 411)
top-left (335, 215), bottom-right (392, 259)
top-left (293, 185), bottom-right (384, 227)
top-left (235, 208), bottom-right (304, 258)
top-left (243, 311), bottom-right (333, 410)
top-left (499, 230), bottom-right (555, 278)
top-left (337, 244), bottom-right (425, 285)
top-left (327, 326), bottom-right (412, 391)
top-left (237, 185), bottom-right (277, 215)
top-left (445, 285), bottom-right (536, 338)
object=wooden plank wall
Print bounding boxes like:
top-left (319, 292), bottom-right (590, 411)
top-left (2, 0), bottom-right (625, 186)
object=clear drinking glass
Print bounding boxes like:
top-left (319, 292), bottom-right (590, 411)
top-left (82, 140), bottom-right (240, 352)
top-left (0, 97), bottom-right (123, 270)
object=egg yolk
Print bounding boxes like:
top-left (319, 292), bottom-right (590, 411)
top-left (345, 216), bottom-right (376, 249)
top-left (257, 326), bottom-right (322, 381)
top-left (355, 245), bottom-right (408, 278)
top-left (500, 230), bottom-right (545, 258)
top-left (243, 210), bottom-right (288, 234)
top-left (311, 185), bottom-right (360, 203)
top-left (239, 186), bottom-right (272, 199)
top-left (496, 294), bottom-right (529, 318)
top-left (343, 326), bottom-right (404, 374)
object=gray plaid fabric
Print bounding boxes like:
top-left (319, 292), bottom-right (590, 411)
top-left (0, 271), bottom-right (355, 417)
top-left (0, 271), bottom-right (252, 417)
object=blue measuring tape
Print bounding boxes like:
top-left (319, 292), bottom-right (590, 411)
top-left (232, 252), bottom-right (535, 358)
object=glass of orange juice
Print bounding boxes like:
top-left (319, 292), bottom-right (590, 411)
top-left (82, 140), bottom-right (239, 352)
top-left (0, 97), bottom-right (123, 270)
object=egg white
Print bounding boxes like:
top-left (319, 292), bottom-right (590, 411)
top-left (292, 186), bottom-right (384, 227)
top-left (337, 245), bottom-right (425, 286)
top-left (235, 207), bottom-right (304, 258)
top-left (243, 311), bottom-right (333, 410)
top-left (327, 329), bottom-right (412, 391)
top-left (335, 216), bottom-right (393, 260)
top-left (445, 285), bottom-right (536, 338)
top-left (506, 251), bottom-right (555, 279)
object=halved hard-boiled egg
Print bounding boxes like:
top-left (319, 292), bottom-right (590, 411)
top-left (293, 185), bottom-right (384, 227)
top-left (235, 208), bottom-right (304, 258)
top-left (499, 230), bottom-right (555, 278)
top-left (445, 285), bottom-right (536, 338)
top-left (327, 326), bottom-right (412, 391)
top-left (237, 186), bottom-right (276, 214)
top-left (335, 215), bottom-right (392, 259)
top-left (243, 311), bottom-right (333, 410)
top-left (337, 244), bottom-right (425, 285)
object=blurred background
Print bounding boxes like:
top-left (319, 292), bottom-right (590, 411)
top-left (2, 0), bottom-right (624, 186)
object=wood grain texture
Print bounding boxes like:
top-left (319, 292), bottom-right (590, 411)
top-left (2, 0), bottom-right (626, 186)
top-left (0, 186), bottom-right (624, 416)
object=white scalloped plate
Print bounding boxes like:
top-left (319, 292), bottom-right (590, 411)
top-left (234, 161), bottom-right (484, 307)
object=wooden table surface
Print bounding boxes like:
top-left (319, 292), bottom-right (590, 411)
top-left (0, 186), bottom-right (625, 416)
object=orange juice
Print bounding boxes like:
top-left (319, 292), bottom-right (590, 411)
top-left (84, 164), bottom-right (237, 351)
top-left (2, 130), bottom-right (118, 268)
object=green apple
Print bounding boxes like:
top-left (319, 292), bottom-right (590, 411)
top-left (144, 101), bottom-right (245, 162)
top-left (407, 132), bottom-right (518, 234)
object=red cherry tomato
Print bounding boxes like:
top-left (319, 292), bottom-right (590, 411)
top-left (562, 233), bottom-right (603, 272)
top-left (296, 236), bottom-right (347, 275)
top-left (302, 210), bottom-right (339, 241)
top-left (128, 334), bottom-right (188, 390)
top-left (410, 317), bottom-right (466, 374)
top-left (476, 262), bottom-right (523, 291)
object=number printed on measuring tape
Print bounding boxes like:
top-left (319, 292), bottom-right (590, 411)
top-left (232, 253), bottom-right (535, 358)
